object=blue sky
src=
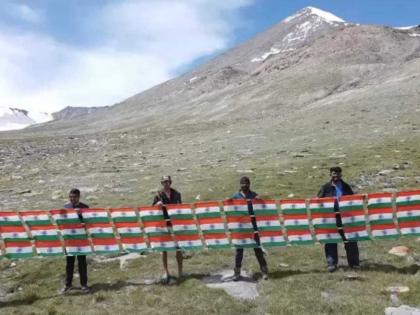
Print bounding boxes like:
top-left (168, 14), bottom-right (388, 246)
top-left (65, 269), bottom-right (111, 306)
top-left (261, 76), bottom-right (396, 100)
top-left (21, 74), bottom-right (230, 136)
top-left (0, 0), bottom-right (418, 113)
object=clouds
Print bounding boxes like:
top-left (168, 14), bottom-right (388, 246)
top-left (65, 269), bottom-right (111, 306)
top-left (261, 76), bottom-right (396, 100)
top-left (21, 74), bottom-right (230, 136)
top-left (0, 0), bottom-right (253, 113)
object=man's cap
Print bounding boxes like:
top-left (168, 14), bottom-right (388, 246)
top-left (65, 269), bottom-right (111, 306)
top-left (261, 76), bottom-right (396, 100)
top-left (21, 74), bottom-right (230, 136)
top-left (161, 175), bottom-right (172, 183)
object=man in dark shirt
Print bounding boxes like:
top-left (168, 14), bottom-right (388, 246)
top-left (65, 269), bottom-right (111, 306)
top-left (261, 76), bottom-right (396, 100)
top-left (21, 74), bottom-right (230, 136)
top-left (61, 188), bottom-right (90, 293)
top-left (317, 167), bottom-right (360, 272)
top-left (152, 176), bottom-right (183, 283)
top-left (230, 176), bottom-right (268, 280)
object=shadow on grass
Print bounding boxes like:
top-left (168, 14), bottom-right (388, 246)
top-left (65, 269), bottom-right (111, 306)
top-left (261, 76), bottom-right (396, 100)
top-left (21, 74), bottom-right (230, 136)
top-left (0, 292), bottom-right (62, 309)
top-left (269, 268), bottom-right (324, 279)
top-left (362, 262), bottom-right (420, 274)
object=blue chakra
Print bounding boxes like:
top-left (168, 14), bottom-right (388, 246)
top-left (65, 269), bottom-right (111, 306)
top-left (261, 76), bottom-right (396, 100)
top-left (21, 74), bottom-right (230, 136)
top-left (47, 248), bottom-right (53, 253)
top-left (215, 240), bottom-right (220, 244)
top-left (205, 208), bottom-right (210, 212)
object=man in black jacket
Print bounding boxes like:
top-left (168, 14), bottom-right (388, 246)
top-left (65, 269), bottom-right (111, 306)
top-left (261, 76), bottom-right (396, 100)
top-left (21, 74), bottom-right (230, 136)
top-left (317, 167), bottom-right (360, 272)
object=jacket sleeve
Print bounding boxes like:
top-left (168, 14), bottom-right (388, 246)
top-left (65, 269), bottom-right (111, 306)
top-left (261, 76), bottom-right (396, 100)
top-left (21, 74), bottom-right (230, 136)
top-left (152, 194), bottom-right (161, 206)
top-left (317, 185), bottom-right (325, 198)
top-left (345, 183), bottom-right (354, 195)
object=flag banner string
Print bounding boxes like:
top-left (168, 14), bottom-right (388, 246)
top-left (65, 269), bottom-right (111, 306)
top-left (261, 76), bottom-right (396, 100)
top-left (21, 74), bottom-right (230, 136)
top-left (0, 189), bottom-right (419, 259)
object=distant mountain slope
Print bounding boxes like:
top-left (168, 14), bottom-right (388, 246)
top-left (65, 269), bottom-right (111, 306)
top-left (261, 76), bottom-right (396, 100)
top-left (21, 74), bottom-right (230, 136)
top-left (0, 107), bottom-right (52, 131)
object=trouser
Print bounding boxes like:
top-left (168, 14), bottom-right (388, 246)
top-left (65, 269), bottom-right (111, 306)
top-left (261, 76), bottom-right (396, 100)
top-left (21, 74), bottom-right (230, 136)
top-left (66, 255), bottom-right (88, 287)
top-left (235, 247), bottom-right (267, 269)
top-left (324, 228), bottom-right (360, 267)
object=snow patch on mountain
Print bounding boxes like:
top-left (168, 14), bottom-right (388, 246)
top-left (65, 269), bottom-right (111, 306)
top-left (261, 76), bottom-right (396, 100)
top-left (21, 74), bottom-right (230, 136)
top-left (394, 25), bottom-right (417, 30)
top-left (283, 6), bottom-right (345, 24)
top-left (0, 107), bottom-right (53, 131)
top-left (251, 47), bottom-right (294, 62)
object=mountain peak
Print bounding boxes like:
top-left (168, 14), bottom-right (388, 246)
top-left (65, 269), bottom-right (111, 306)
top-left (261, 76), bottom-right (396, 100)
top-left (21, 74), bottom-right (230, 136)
top-left (283, 6), bottom-right (345, 24)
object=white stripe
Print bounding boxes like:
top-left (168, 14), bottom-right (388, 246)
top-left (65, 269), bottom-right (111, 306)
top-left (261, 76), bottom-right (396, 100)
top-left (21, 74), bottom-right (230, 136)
top-left (227, 222), bottom-right (254, 230)
top-left (195, 206), bottom-right (221, 215)
top-left (94, 244), bottom-right (119, 252)
top-left (312, 217), bottom-right (336, 225)
top-left (0, 215), bottom-right (20, 222)
top-left (172, 224), bottom-right (198, 232)
top-left (36, 247), bottom-right (63, 254)
top-left (260, 236), bottom-right (285, 243)
top-left (281, 203), bottom-right (306, 211)
top-left (123, 243), bottom-right (147, 250)
top-left (117, 227), bottom-right (142, 234)
top-left (345, 231), bottom-right (368, 238)
top-left (287, 234), bottom-right (313, 242)
top-left (21, 214), bottom-right (50, 222)
top-left (200, 223), bottom-right (225, 231)
top-left (144, 226), bottom-right (169, 234)
top-left (150, 241), bottom-right (176, 248)
top-left (224, 205), bottom-right (248, 212)
top-left (372, 229), bottom-right (398, 237)
top-left (397, 210), bottom-right (420, 218)
top-left (284, 219), bottom-right (309, 226)
top-left (31, 229), bottom-right (59, 237)
top-left (252, 203), bottom-right (277, 211)
top-left (341, 215), bottom-right (366, 225)
top-left (140, 210), bottom-right (163, 217)
top-left (6, 246), bottom-right (33, 254)
top-left (61, 228), bottom-right (86, 236)
top-left (205, 238), bottom-right (230, 246)
top-left (66, 246), bottom-right (91, 253)
top-left (256, 220), bottom-right (281, 228)
top-left (368, 197), bottom-right (392, 205)
top-left (177, 240), bottom-right (202, 247)
top-left (88, 227), bottom-right (114, 234)
top-left (369, 213), bottom-right (393, 221)
top-left (111, 211), bottom-right (137, 218)
top-left (339, 200), bottom-right (363, 207)
top-left (316, 233), bottom-right (341, 240)
top-left (231, 238), bottom-right (255, 245)
top-left (310, 202), bottom-right (335, 209)
top-left (82, 211), bottom-right (108, 219)
top-left (400, 227), bottom-right (420, 234)
top-left (396, 195), bottom-right (420, 203)
top-left (1, 232), bottom-right (28, 239)
top-left (167, 208), bottom-right (192, 216)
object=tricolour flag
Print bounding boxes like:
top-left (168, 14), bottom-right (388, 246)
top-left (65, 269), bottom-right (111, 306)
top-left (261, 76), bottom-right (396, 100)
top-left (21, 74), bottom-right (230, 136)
top-left (396, 190), bottom-right (420, 236)
top-left (258, 230), bottom-right (286, 247)
top-left (20, 211), bottom-right (52, 226)
top-left (252, 200), bottom-right (285, 247)
top-left (339, 195), bottom-right (369, 241)
top-left (92, 238), bottom-right (120, 254)
top-left (80, 208), bottom-right (110, 224)
top-left (0, 225), bottom-right (30, 241)
top-left (86, 223), bottom-right (115, 238)
top-left (281, 199), bottom-right (314, 245)
top-left (230, 232), bottom-right (257, 248)
top-left (65, 239), bottom-right (92, 256)
top-left (138, 206), bottom-right (165, 222)
top-left (224, 200), bottom-right (253, 235)
top-left (115, 222), bottom-right (143, 238)
top-left (35, 240), bottom-right (63, 256)
top-left (223, 199), bottom-right (250, 217)
top-left (4, 241), bottom-right (33, 259)
top-left (142, 221), bottom-right (171, 236)
top-left (148, 234), bottom-right (177, 252)
top-left (166, 204), bottom-right (200, 236)
top-left (0, 211), bottom-right (21, 226)
top-left (195, 201), bottom-right (229, 249)
top-left (59, 223), bottom-right (88, 240)
top-left (110, 208), bottom-right (138, 223)
top-left (51, 209), bottom-right (81, 225)
top-left (120, 236), bottom-right (148, 252)
top-left (367, 193), bottom-right (398, 239)
top-left (30, 225), bottom-right (60, 241)
top-left (174, 234), bottom-right (203, 250)
top-left (226, 216), bottom-right (254, 233)
top-left (310, 197), bottom-right (341, 243)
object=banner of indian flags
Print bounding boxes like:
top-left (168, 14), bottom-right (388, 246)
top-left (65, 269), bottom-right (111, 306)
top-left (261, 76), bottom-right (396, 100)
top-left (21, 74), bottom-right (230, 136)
top-left (339, 195), bottom-right (369, 241)
top-left (310, 197), bottom-right (342, 243)
top-left (396, 190), bottom-right (420, 236)
top-left (252, 200), bottom-right (285, 247)
top-left (223, 200), bottom-right (256, 248)
top-left (4, 190), bottom-right (420, 259)
top-left (195, 201), bottom-right (230, 249)
top-left (367, 193), bottom-right (398, 239)
top-left (281, 199), bottom-right (314, 244)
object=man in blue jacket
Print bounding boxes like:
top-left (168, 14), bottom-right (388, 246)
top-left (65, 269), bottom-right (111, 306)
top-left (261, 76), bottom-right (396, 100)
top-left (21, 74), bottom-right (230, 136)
top-left (317, 167), bottom-right (360, 272)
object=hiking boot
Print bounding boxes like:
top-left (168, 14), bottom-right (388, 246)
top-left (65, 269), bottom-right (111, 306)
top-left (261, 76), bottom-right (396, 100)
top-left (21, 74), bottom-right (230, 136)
top-left (81, 285), bottom-right (91, 294)
top-left (261, 266), bottom-right (269, 280)
top-left (233, 267), bottom-right (241, 281)
top-left (160, 273), bottom-right (170, 284)
top-left (327, 264), bottom-right (337, 273)
top-left (59, 285), bottom-right (72, 294)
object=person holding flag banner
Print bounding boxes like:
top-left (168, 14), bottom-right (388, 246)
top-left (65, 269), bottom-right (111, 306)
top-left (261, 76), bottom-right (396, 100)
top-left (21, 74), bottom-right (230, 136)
top-left (317, 167), bottom-right (360, 272)
top-left (152, 176), bottom-right (184, 284)
top-left (227, 176), bottom-right (268, 281)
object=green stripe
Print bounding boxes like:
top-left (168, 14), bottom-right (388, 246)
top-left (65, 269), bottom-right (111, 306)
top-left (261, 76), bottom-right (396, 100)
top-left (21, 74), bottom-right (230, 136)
top-left (254, 210), bottom-right (278, 216)
top-left (2, 237), bottom-right (30, 242)
top-left (207, 244), bottom-right (231, 249)
top-left (146, 232), bottom-right (171, 237)
top-left (34, 235), bottom-right (60, 241)
top-left (233, 243), bottom-right (257, 249)
top-left (397, 216), bottom-right (420, 223)
top-left (94, 250), bottom-right (120, 255)
top-left (257, 226), bottom-right (282, 232)
top-left (369, 219), bottom-right (394, 225)
top-left (90, 233), bottom-right (115, 238)
top-left (396, 201), bottom-right (420, 207)
top-left (260, 241), bottom-right (286, 247)
top-left (66, 252), bottom-right (92, 256)
top-left (63, 235), bottom-right (87, 240)
top-left (201, 229), bottom-right (226, 234)
top-left (6, 253), bottom-right (33, 259)
top-left (112, 217), bottom-right (138, 223)
top-left (339, 206), bottom-right (364, 211)
top-left (224, 211), bottom-right (249, 217)
top-left (178, 245), bottom-right (203, 250)
top-left (368, 203), bottom-right (392, 209)
top-left (25, 220), bottom-right (52, 226)
top-left (310, 208), bottom-right (335, 213)
top-left (141, 216), bottom-right (165, 222)
top-left (229, 228), bottom-right (254, 233)
top-left (373, 234), bottom-right (399, 239)
top-left (0, 222), bottom-right (23, 226)
top-left (168, 214), bottom-right (193, 220)
top-left (196, 212), bottom-right (221, 219)
top-left (342, 222), bottom-right (366, 228)
top-left (173, 230), bottom-right (199, 235)
top-left (119, 232), bottom-right (143, 237)
top-left (346, 236), bottom-right (370, 241)
top-left (283, 209), bottom-right (307, 215)
top-left (38, 252), bottom-right (63, 257)
top-left (317, 238), bottom-right (342, 243)
top-left (55, 219), bottom-right (81, 225)
top-left (125, 248), bottom-right (149, 253)
top-left (313, 224), bottom-right (337, 229)
top-left (83, 218), bottom-right (110, 224)
top-left (152, 246), bottom-right (177, 252)
top-left (285, 225), bottom-right (310, 230)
